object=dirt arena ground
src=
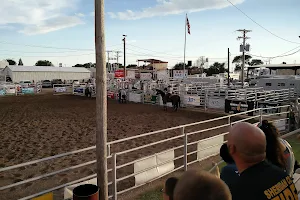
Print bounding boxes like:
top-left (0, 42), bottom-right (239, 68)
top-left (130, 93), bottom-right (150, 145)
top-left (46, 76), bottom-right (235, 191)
top-left (0, 94), bottom-right (235, 199)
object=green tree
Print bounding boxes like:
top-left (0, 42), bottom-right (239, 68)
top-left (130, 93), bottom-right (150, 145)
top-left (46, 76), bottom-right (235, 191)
top-left (6, 59), bottom-right (16, 65)
top-left (72, 63), bottom-right (95, 68)
top-left (18, 58), bottom-right (24, 66)
top-left (248, 59), bottom-right (263, 66)
top-left (35, 60), bottom-right (53, 66)
top-left (173, 62), bottom-right (185, 70)
top-left (204, 62), bottom-right (227, 76)
top-left (232, 55), bottom-right (252, 64)
top-left (127, 64), bottom-right (137, 68)
top-left (232, 55), bottom-right (252, 71)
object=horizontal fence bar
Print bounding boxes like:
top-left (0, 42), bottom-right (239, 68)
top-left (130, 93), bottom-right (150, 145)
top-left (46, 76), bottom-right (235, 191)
top-left (187, 124), bottom-right (229, 136)
top-left (117, 155), bottom-right (184, 182)
top-left (117, 165), bottom-right (184, 196)
top-left (116, 145), bottom-right (184, 170)
top-left (231, 115), bottom-right (259, 125)
top-left (18, 174), bottom-right (97, 200)
top-left (187, 132), bottom-right (229, 147)
top-left (116, 134), bottom-right (184, 156)
top-left (0, 146), bottom-right (96, 173)
top-left (186, 141), bottom-right (227, 157)
top-left (107, 127), bottom-right (181, 146)
top-left (0, 160), bottom-right (97, 191)
top-left (262, 111), bottom-right (289, 118)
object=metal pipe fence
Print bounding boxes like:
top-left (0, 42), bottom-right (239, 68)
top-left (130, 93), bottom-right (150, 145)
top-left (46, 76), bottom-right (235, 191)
top-left (0, 105), bottom-right (292, 200)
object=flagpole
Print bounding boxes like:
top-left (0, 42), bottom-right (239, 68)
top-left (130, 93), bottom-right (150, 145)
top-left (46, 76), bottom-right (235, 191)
top-left (183, 13), bottom-right (187, 79)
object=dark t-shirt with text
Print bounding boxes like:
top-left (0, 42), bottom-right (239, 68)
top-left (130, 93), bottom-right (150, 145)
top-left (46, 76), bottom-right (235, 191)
top-left (231, 161), bottom-right (298, 200)
top-left (220, 163), bottom-right (239, 192)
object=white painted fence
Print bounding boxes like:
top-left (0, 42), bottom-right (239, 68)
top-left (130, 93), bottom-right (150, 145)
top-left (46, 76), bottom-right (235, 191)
top-left (0, 82), bottom-right (42, 96)
top-left (53, 84), bottom-right (73, 95)
top-left (0, 105), bottom-right (293, 200)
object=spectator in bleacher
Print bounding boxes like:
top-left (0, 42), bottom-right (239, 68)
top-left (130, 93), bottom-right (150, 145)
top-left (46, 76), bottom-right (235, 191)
top-left (161, 177), bottom-right (178, 200)
top-left (228, 122), bottom-right (298, 200)
top-left (259, 120), bottom-right (295, 176)
top-left (174, 170), bottom-right (231, 200)
top-left (219, 143), bottom-right (239, 192)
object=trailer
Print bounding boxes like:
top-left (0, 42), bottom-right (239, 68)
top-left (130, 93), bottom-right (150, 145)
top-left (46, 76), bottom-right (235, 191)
top-left (256, 75), bottom-right (300, 96)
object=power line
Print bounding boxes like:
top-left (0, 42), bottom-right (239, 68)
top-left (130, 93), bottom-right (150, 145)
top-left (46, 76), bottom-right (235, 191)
top-left (226, 0), bottom-right (300, 45)
top-left (249, 46), bottom-right (300, 59)
top-left (0, 49), bottom-right (94, 54)
top-left (0, 52), bottom-right (95, 57)
top-left (0, 40), bottom-right (121, 51)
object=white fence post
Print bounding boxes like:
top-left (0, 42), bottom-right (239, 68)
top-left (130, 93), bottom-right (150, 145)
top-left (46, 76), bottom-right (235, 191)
top-left (112, 153), bottom-right (117, 200)
top-left (259, 109), bottom-right (263, 123)
top-left (107, 144), bottom-right (111, 157)
top-left (183, 127), bottom-right (187, 171)
top-left (228, 116), bottom-right (231, 127)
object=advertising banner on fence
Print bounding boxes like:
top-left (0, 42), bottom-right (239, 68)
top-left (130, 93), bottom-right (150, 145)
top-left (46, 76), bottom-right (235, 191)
top-left (0, 88), bottom-right (5, 96)
top-left (114, 70), bottom-right (125, 78)
top-left (184, 95), bottom-right (201, 106)
top-left (173, 70), bottom-right (187, 79)
top-left (144, 94), bottom-right (157, 104)
top-left (126, 70), bottom-right (136, 79)
top-left (257, 102), bottom-right (281, 114)
top-left (225, 99), bottom-right (255, 116)
top-left (208, 97), bottom-right (225, 109)
top-left (107, 91), bottom-right (115, 99)
top-left (22, 87), bottom-right (35, 94)
top-left (140, 73), bottom-right (152, 80)
top-left (54, 87), bottom-right (67, 93)
top-left (129, 92), bottom-right (142, 103)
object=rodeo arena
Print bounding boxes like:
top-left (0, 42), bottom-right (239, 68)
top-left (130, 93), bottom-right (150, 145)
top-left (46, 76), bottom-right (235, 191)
top-left (0, 61), bottom-right (300, 200)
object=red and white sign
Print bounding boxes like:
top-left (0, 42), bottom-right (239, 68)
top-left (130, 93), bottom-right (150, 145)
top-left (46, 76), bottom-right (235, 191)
top-left (107, 91), bottom-right (115, 99)
top-left (114, 70), bottom-right (124, 78)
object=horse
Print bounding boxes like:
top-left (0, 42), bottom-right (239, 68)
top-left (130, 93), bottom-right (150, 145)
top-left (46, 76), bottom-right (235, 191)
top-left (156, 89), bottom-right (181, 111)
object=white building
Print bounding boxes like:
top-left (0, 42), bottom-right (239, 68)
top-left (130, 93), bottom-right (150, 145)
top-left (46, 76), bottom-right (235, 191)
top-left (2, 66), bottom-right (91, 83)
top-left (0, 60), bottom-right (9, 71)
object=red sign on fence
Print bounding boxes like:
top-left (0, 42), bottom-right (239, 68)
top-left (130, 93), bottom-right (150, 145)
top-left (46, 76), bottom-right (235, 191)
top-left (114, 70), bottom-right (124, 78)
top-left (107, 91), bottom-right (115, 99)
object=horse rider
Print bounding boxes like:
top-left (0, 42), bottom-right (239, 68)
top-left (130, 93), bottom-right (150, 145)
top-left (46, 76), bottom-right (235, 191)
top-left (121, 89), bottom-right (127, 103)
top-left (164, 86), bottom-right (172, 99)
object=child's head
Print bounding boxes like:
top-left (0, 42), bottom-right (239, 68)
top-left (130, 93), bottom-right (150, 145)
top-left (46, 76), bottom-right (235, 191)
top-left (220, 143), bottom-right (235, 164)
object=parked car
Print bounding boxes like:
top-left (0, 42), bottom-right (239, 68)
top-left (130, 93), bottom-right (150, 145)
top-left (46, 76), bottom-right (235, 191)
top-left (19, 80), bottom-right (32, 87)
top-left (51, 79), bottom-right (63, 86)
top-left (72, 80), bottom-right (80, 84)
top-left (42, 80), bottom-right (52, 88)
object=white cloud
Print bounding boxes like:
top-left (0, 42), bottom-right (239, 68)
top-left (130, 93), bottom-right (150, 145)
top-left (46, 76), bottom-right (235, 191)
top-left (90, 12), bottom-right (95, 16)
top-left (19, 16), bottom-right (84, 35)
top-left (0, 0), bottom-right (84, 35)
top-left (108, 0), bottom-right (244, 20)
top-left (76, 13), bottom-right (85, 17)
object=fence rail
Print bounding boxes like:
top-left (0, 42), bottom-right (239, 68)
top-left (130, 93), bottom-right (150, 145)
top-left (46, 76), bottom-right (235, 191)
top-left (0, 105), bottom-right (294, 200)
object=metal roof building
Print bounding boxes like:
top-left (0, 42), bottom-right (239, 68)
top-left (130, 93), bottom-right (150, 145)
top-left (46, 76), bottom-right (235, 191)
top-left (3, 66), bottom-right (91, 83)
top-left (247, 64), bottom-right (300, 76)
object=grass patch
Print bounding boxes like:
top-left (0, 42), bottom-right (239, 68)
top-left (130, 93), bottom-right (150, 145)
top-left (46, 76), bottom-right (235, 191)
top-left (136, 136), bottom-right (300, 200)
top-left (287, 137), bottom-right (300, 161)
top-left (138, 188), bottom-right (162, 200)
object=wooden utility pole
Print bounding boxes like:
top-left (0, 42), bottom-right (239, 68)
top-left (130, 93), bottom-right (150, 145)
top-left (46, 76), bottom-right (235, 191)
top-left (122, 35), bottom-right (127, 80)
top-left (95, 0), bottom-right (108, 200)
top-left (228, 48), bottom-right (230, 86)
top-left (237, 29), bottom-right (251, 87)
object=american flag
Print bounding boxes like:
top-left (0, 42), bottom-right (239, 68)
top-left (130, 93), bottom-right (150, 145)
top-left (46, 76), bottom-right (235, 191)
top-left (186, 16), bottom-right (191, 35)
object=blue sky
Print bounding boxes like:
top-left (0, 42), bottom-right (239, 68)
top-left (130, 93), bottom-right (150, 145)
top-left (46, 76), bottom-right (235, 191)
top-left (0, 0), bottom-right (299, 70)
